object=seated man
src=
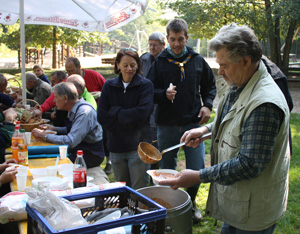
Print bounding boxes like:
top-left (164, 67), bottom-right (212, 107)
top-left (66, 75), bottom-right (97, 110)
top-left (0, 74), bottom-right (15, 110)
top-left (33, 64), bottom-right (50, 84)
top-left (65, 57), bottom-right (106, 92)
top-left (26, 72), bottom-right (52, 106)
top-left (32, 82), bottom-right (108, 185)
top-left (0, 108), bottom-right (17, 163)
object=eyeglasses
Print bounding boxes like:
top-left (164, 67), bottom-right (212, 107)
top-left (121, 48), bottom-right (136, 52)
top-left (149, 43), bottom-right (160, 48)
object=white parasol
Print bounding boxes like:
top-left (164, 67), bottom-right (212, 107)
top-left (0, 0), bottom-right (149, 101)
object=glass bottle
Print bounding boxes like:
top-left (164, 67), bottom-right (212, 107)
top-left (73, 150), bottom-right (87, 188)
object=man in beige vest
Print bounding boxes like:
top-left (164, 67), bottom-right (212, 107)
top-left (159, 23), bottom-right (290, 234)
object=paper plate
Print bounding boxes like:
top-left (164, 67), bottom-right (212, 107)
top-left (147, 169), bottom-right (178, 185)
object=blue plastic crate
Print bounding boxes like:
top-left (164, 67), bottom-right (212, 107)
top-left (26, 186), bottom-right (167, 234)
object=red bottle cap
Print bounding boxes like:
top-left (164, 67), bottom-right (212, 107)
top-left (16, 121), bottom-right (21, 125)
top-left (15, 125), bottom-right (20, 130)
top-left (77, 150), bottom-right (83, 155)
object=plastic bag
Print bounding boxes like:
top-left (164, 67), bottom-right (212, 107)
top-left (26, 187), bottom-right (88, 231)
top-left (0, 191), bottom-right (27, 224)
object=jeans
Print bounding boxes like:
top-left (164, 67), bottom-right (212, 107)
top-left (110, 151), bottom-right (150, 190)
top-left (157, 123), bottom-right (205, 188)
top-left (221, 223), bottom-right (276, 234)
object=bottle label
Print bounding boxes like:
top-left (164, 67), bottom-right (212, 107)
top-left (73, 169), bottom-right (87, 183)
top-left (12, 137), bottom-right (19, 147)
top-left (18, 150), bottom-right (28, 166)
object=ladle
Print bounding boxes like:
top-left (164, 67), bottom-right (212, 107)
top-left (138, 132), bottom-right (212, 164)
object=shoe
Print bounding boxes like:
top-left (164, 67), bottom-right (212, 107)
top-left (192, 201), bottom-right (203, 224)
top-left (104, 163), bottom-right (112, 174)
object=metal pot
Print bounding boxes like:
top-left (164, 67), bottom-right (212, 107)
top-left (138, 186), bottom-right (192, 234)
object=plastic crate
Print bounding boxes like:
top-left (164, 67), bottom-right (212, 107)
top-left (26, 186), bottom-right (166, 234)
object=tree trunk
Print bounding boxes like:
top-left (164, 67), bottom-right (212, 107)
top-left (18, 50), bottom-right (21, 68)
top-left (282, 20), bottom-right (297, 70)
top-left (52, 27), bottom-right (57, 69)
top-left (265, 0), bottom-right (277, 62)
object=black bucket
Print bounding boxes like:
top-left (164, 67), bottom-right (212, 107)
top-left (138, 186), bottom-right (192, 234)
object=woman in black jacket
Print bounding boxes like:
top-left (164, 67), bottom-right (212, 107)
top-left (97, 49), bottom-right (154, 189)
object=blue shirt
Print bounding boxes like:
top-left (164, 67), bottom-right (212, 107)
top-left (47, 98), bottom-right (102, 148)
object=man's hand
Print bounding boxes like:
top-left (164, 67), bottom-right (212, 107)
top-left (33, 109), bottom-right (42, 117)
top-left (198, 106), bottom-right (211, 125)
top-left (3, 108), bottom-right (17, 122)
top-left (166, 85), bottom-right (177, 102)
top-left (0, 168), bottom-right (18, 185)
top-left (180, 127), bottom-right (210, 148)
top-left (0, 158), bottom-right (18, 171)
top-left (158, 169), bottom-right (201, 190)
top-left (50, 111), bottom-right (56, 120)
top-left (32, 128), bottom-right (47, 140)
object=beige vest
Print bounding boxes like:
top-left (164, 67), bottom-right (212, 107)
top-left (206, 61), bottom-right (290, 231)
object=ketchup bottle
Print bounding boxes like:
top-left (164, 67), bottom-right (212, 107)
top-left (73, 150), bottom-right (87, 188)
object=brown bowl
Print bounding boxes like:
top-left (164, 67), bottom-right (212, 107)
top-left (21, 121), bottom-right (44, 132)
top-left (138, 142), bottom-right (162, 164)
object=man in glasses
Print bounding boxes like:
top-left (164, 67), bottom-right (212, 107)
top-left (141, 32), bottom-right (166, 77)
top-left (147, 18), bottom-right (216, 223)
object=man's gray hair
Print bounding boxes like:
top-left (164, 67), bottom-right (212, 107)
top-left (66, 74), bottom-right (85, 96)
top-left (149, 32), bottom-right (165, 45)
top-left (26, 72), bottom-right (38, 82)
top-left (52, 82), bottom-right (78, 101)
top-left (209, 23), bottom-right (262, 63)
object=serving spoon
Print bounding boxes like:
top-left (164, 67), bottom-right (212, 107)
top-left (138, 132), bottom-right (212, 164)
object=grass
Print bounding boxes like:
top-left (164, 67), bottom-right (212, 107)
top-left (2, 67), bottom-right (300, 233)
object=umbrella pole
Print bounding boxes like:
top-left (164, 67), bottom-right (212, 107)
top-left (20, 0), bottom-right (26, 104)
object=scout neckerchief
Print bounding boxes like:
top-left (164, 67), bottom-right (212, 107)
top-left (167, 46), bottom-right (191, 82)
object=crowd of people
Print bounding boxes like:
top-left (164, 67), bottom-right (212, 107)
top-left (0, 18), bottom-right (294, 234)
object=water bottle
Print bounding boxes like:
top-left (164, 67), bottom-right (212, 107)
top-left (12, 125), bottom-right (21, 162)
top-left (18, 129), bottom-right (28, 166)
top-left (73, 150), bottom-right (87, 188)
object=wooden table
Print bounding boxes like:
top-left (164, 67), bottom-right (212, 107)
top-left (9, 155), bottom-right (72, 234)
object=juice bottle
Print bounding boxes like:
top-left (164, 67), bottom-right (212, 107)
top-left (73, 150), bottom-right (87, 188)
top-left (18, 129), bottom-right (28, 166)
top-left (12, 125), bottom-right (21, 162)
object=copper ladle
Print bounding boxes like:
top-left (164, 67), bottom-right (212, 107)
top-left (138, 132), bottom-right (212, 164)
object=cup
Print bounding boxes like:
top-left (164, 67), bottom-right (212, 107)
top-left (46, 166), bottom-right (58, 177)
top-left (17, 165), bottom-right (29, 174)
top-left (25, 104), bottom-right (30, 110)
top-left (16, 173), bottom-right (27, 191)
top-left (59, 145), bottom-right (68, 160)
top-left (24, 132), bottom-right (32, 144)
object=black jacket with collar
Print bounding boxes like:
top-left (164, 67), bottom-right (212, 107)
top-left (147, 46), bottom-right (216, 126)
top-left (97, 73), bottom-right (154, 153)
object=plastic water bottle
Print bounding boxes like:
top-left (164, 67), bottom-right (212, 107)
top-left (73, 150), bottom-right (87, 188)
top-left (12, 125), bottom-right (21, 162)
top-left (18, 129), bottom-right (28, 166)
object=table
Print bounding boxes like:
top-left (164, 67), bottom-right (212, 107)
top-left (9, 157), bottom-right (73, 234)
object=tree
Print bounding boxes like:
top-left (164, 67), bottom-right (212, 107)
top-left (0, 24), bottom-right (110, 68)
top-left (157, 0), bottom-right (300, 70)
